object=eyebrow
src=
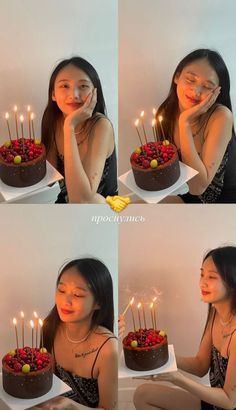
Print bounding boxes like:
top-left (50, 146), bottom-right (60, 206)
top-left (186, 71), bottom-right (216, 86)
top-left (200, 268), bottom-right (219, 274)
top-left (58, 281), bottom-right (88, 291)
top-left (56, 79), bottom-right (91, 84)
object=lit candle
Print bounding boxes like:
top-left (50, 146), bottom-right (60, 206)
top-left (130, 297), bottom-right (136, 332)
top-left (20, 115), bottom-right (25, 151)
top-left (140, 111), bottom-right (148, 144)
top-left (14, 106), bottom-right (19, 139)
top-left (30, 113), bottom-right (35, 142)
top-left (13, 318), bottom-right (19, 354)
top-left (33, 312), bottom-right (38, 348)
top-left (152, 297), bottom-right (157, 330)
top-left (158, 115), bottom-right (165, 141)
top-left (134, 119), bottom-right (143, 147)
top-left (122, 297), bottom-right (134, 316)
top-left (150, 302), bottom-right (155, 329)
top-left (39, 318), bottom-right (44, 349)
top-left (142, 302), bottom-right (147, 329)
top-left (20, 311), bottom-right (24, 347)
top-left (152, 108), bottom-right (157, 117)
top-left (30, 320), bottom-right (34, 348)
top-left (137, 303), bottom-right (142, 329)
top-left (152, 119), bottom-right (157, 141)
top-left (27, 106), bottom-right (32, 140)
top-left (5, 113), bottom-right (12, 142)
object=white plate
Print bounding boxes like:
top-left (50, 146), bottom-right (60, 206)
top-left (0, 374), bottom-right (71, 410)
top-left (119, 162), bottom-right (198, 203)
top-left (119, 344), bottom-right (177, 379)
top-left (0, 162), bottom-right (63, 202)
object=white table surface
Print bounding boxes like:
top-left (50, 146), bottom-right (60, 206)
top-left (0, 374), bottom-right (71, 410)
top-left (0, 162), bottom-right (63, 202)
top-left (119, 344), bottom-right (177, 379)
top-left (119, 162), bottom-right (198, 203)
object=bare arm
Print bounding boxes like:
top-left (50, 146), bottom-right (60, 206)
top-left (178, 93), bottom-right (233, 195)
top-left (97, 338), bottom-right (118, 410)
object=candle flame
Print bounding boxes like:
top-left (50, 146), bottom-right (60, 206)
top-left (5, 112), bottom-right (9, 120)
top-left (30, 113), bottom-right (34, 120)
top-left (30, 320), bottom-right (34, 328)
top-left (158, 115), bottom-right (163, 123)
top-left (150, 302), bottom-right (154, 309)
top-left (152, 119), bottom-right (156, 126)
top-left (20, 115), bottom-right (24, 122)
top-left (140, 111), bottom-right (144, 118)
top-left (33, 311), bottom-right (38, 318)
top-left (27, 105), bottom-right (31, 112)
top-left (39, 318), bottom-right (43, 327)
top-left (153, 297), bottom-right (157, 302)
top-left (20, 311), bottom-right (24, 318)
top-left (130, 297), bottom-right (134, 306)
top-left (137, 302), bottom-right (141, 309)
top-left (14, 105), bottom-right (17, 112)
top-left (152, 108), bottom-right (156, 116)
top-left (13, 318), bottom-right (17, 325)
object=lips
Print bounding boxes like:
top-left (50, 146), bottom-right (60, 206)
top-left (66, 102), bottom-right (83, 109)
top-left (185, 95), bottom-right (200, 104)
top-left (61, 308), bottom-right (74, 315)
top-left (201, 290), bottom-right (210, 296)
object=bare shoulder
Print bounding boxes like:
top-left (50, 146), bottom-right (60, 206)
top-left (94, 326), bottom-right (117, 353)
top-left (209, 104), bottom-right (233, 124)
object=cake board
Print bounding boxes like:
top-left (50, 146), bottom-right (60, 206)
top-left (0, 162), bottom-right (63, 202)
top-left (119, 162), bottom-right (198, 203)
top-left (119, 344), bottom-right (177, 379)
top-left (0, 374), bottom-right (71, 410)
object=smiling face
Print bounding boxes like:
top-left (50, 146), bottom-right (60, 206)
top-left (55, 267), bottom-right (99, 324)
top-left (52, 64), bottom-right (94, 116)
top-left (174, 58), bottom-right (219, 112)
top-left (199, 256), bottom-right (229, 305)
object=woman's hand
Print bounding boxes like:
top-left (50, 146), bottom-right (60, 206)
top-left (180, 86), bottom-right (221, 125)
top-left (64, 88), bottom-right (97, 130)
top-left (134, 371), bottom-right (183, 384)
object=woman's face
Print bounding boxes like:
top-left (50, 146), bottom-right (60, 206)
top-left (52, 64), bottom-right (94, 116)
top-left (174, 58), bottom-right (219, 112)
top-left (199, 256), bottom-right (229, 304)
top-left (56, 267), bottom-right (99, 324)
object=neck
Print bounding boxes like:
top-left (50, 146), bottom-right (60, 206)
top-left (213, 300), bottom-right (233, 322)
top-left (64, 318), bottom-right (93, 340)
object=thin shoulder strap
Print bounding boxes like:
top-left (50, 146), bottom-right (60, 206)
top-left (210, 307), bottom-right (217, 334)
top-left (91, 336), bottom-right (116, 378)
top-left (226, 328), bottom-right (236, 358)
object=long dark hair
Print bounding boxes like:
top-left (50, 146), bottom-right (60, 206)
top-left (43, 258), bottom-right (114, 353)
top-left (202, 246), bottom-right (236, 337)
top-left (41, 56), bottom-right (107, 154)
top-left (155, 49), bottom-right (234, 142)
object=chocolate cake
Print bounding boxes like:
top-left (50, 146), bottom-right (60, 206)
top-left (130, 141), bottom-right (180, 191)
top-left (0, 138), bottom-right (46, 187)
top-left (123, 329), bottom-right (168, 371)
top-left (2, 347), bottom-right (53, 399)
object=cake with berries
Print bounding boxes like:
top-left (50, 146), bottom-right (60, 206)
top-left (130, 141), bottom-right (180, 191)
top-left (2, 347), bottom-right (53, 399)
top-left (123, 329), bottom-right (168, 371)
top-left (0, 138), bottom-right (46, 187)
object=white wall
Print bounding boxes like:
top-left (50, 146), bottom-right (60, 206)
top-left (119, 204), bottom-right (236, 356)
top-left (0, 205), bottom-right (118, 357)
top-left (0, 0), bottom-right (117, 144)
top-left (119, 0), bottom-right (236, 186)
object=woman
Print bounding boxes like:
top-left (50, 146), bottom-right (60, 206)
top-left (156, 49), bottom-right (236, 203)
top-left (41, 57), bottom-right (117, 203)
top-left (134, 246), bottom-right (236, 409)
top-left (41, 258), bottom-right (117, 410)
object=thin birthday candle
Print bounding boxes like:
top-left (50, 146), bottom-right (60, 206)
top-left (39, 319), bottom-right (44, 349)
top-left (122, 297), bottom-right (134, 316)
top-left (27, 106), bottom-right (32, 140)
top-left (20, 311), bottom-right (24, 347)
top-left (150, 303), bottom-right (155, 329)
top-left (152, 297), bottom-right (157, 330)
top-left (158, 115), bottom-right (165, 141)
top-left (130, 298), bottom-right (136, 332)
top-left (142, 301), bottom-right (147, 329)
top-left (13, 318), bottom-right (19, 355)
top-left (14, 106), bottom-right (19, 139)
top-left (33, 312), bottom-right (38, 348)
top-left (5, 113), bottom-right (12, 142)
top-left (30, 113), bottom-right (35, 142)
top-left (30, 320), bottom-right (34, 349)
top-left (140, 111), bottom-right (148, 144)
top-left (134, 119), bottom-right (143, 146)
top-left (137, 303), bottom-right (142, 329)
top-left (152, 119), bottom-right (157, 142)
